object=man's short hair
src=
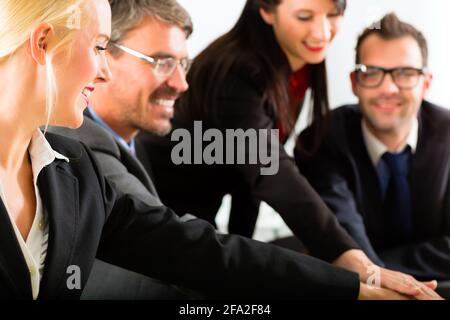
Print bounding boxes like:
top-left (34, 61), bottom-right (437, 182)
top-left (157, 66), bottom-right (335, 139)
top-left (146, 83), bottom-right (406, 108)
top-left (108, 0), bottom-right (193, 54)
top-left (355, 13), bottom-right (428, 66)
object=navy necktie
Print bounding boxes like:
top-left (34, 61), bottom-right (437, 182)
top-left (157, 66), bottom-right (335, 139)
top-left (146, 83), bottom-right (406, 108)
top-left (382, 148), bottom-right (413, 244)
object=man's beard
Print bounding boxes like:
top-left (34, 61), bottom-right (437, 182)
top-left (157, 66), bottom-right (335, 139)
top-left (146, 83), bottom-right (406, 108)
top-left (136, 86), bottom-right (179, 136)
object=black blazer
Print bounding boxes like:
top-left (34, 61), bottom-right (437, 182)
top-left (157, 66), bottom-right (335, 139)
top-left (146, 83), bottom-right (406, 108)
top-left (0, 132), bottom-right (359, 299)
top-left (138, 64), bottom-right (358, 263)
top-left (296, 102), bottom-right (450, 281)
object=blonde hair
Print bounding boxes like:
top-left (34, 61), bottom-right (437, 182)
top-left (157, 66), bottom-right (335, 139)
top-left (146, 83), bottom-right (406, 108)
top-left (0, 0), bottom-right (89, 129)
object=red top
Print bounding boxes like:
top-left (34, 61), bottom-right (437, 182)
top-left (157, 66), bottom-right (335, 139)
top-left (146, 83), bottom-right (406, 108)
top-left (277, 65), bottom-right (310, 142)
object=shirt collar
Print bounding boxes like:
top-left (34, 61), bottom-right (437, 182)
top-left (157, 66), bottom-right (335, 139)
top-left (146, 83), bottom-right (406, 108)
top-left (362, 117), bottom-right (418, 167)
top-left (87, 106), bottom-right (136, 155)
top-left (29, 129), bottom-right (69, 183)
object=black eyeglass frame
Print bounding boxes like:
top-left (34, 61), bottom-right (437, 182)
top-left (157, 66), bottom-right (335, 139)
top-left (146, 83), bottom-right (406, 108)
top-left (354, 64), bottom-right (428, 89)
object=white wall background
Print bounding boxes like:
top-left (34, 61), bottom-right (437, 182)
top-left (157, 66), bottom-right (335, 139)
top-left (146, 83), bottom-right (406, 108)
top-left (177, 0), bottom-right (450, 240)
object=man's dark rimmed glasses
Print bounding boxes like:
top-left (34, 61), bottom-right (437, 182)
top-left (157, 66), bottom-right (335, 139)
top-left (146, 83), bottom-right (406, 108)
top-left (109, 42), bottom-right (191, 77)
top-left (354, 64), bottom-right (427, 89)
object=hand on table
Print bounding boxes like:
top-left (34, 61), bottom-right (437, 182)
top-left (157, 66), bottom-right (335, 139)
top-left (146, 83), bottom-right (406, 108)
top-left (334, 249), bottom-right (443, 300)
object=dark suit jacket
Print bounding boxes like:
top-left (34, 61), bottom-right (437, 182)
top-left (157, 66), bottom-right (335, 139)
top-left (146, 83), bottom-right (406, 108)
top-left (50, 113), bottom-right (188, 299)
top-left (0, 127), bottom-right (361, 299)
top-left (138, 63), bottom-right (359, 263)
top-left (296, 102), bottom-right (450, 281)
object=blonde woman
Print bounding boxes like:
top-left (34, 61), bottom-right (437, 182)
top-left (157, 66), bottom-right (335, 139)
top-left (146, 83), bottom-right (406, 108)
top-left (0, 0), bottom-right (112, 299)
top-left (0, 0), bottom-right (440, 300)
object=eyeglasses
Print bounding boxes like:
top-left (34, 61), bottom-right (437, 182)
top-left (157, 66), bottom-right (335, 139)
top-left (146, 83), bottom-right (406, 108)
top-left (354, 64), bottom-right (427, 89)
top-left (109, 42), bottom-right (191, 77)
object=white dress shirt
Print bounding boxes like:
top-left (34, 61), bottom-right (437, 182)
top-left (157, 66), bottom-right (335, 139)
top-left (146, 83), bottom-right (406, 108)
top-left (362, 118), bottom-right (419, 167)
top-left (0, 130), bottom-right (69, 300)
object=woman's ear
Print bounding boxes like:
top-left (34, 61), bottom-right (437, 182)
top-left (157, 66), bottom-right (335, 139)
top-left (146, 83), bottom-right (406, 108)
top-left (29, 22), bottom-right (54, 65)
top-left (259, 7), bottom-right (275, 25)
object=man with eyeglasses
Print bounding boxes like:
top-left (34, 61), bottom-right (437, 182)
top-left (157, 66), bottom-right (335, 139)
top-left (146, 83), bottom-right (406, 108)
top-left (295, 13), bottom-right (450, 297)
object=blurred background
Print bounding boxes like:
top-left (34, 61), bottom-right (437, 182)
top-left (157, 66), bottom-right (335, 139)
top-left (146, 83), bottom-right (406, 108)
top-left (177, 0), bottom-right (450, 241)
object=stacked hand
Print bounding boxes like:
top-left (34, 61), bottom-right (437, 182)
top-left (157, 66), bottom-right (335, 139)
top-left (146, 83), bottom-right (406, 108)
top-left (334, 249), bottom-right (443, 300)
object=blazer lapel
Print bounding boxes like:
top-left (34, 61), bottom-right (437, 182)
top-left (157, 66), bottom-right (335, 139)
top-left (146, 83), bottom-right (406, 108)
top-left (85, 108), bottom-right (160, 198)
top-left (0, 200), bottom-right (33, 298)
top-left (125, 141), bottom-right (159, 197)
top-left (348, 116), bottom-right (386, 248)
top-left (37, 161), bottom-right (79, 299)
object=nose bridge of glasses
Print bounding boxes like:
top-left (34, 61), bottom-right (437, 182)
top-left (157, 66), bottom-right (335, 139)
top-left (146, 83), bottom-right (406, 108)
top-left (379, 69), bottom-right (401, 90)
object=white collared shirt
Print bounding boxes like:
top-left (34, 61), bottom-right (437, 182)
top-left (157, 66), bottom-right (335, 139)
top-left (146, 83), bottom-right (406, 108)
top-left (0, 129), bottom-right (69, 300)
top-left (362, 118), bottom-right (418, 167)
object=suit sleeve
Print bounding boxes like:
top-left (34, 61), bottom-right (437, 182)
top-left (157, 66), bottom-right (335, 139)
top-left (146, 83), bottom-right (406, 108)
top-left (295, 127), bottom-right (384, 266)
top-left (228, 187), bottom-right (260, 238)
top-left (80, 144), bottom-right (360, 299)
top-left (209, 75), bottom-right (359, 262)
top-left (379, 237), bottom-right (450, 281)
top-left (92, 151), bottom-right (163, 207)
